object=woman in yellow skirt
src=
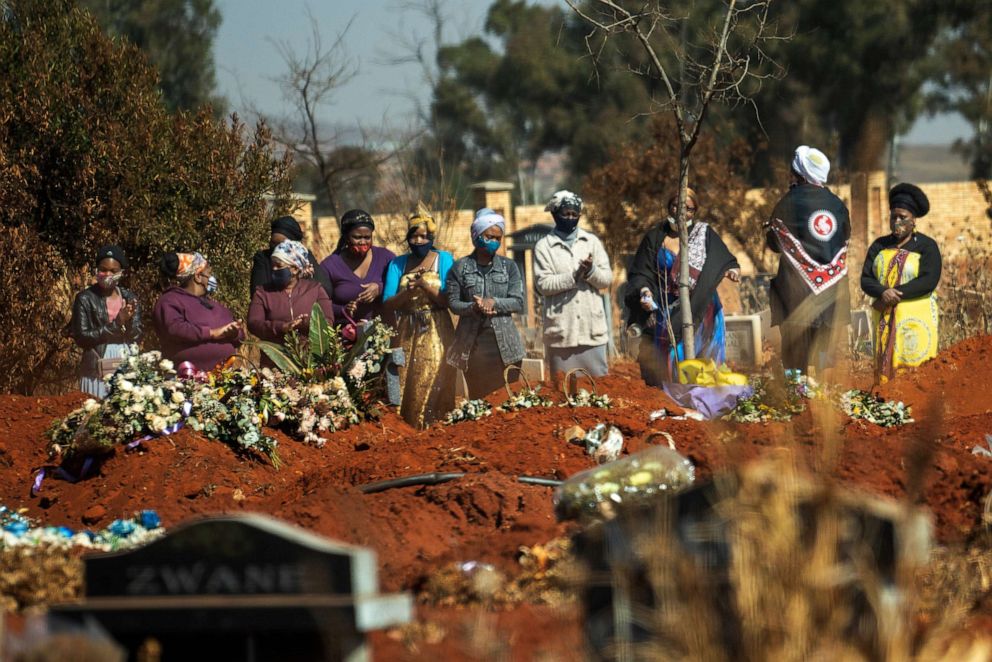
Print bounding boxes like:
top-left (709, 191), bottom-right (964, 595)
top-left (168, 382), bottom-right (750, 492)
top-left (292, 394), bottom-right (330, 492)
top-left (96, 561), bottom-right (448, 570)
top-left (860, 183), bottom-right (942, 382)
top-left (383, 211), bottom-right (456, 428)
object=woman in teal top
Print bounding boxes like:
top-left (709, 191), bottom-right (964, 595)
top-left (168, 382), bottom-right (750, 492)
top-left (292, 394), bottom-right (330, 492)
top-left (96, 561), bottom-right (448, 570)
top-left (382, 211), bottom-right (456, 428)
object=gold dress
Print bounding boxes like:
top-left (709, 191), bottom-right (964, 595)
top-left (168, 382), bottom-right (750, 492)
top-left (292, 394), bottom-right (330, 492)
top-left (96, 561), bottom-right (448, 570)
top-left (394, 270), bottom-right (456, 428)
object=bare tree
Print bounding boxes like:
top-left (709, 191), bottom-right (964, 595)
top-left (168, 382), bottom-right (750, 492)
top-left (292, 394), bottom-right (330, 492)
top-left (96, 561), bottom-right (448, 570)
top-left (263, 9), bottom-right (392, 228)
top-left (566, 0), bottom-right (783, 359)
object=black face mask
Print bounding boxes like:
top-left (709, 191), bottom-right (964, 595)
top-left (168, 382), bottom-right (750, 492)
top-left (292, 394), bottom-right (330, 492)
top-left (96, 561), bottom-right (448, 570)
top-left (271, 267), bottom-right (292, 289)
top-left (553, 213), bottom-right (579, 234)
top-left (410, 239), bottom-right (434, 259)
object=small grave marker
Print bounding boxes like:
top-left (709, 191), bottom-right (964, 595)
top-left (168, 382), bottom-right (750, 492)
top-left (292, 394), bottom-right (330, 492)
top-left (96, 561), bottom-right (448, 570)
top-left (724, 314), bottom-right (763, 368)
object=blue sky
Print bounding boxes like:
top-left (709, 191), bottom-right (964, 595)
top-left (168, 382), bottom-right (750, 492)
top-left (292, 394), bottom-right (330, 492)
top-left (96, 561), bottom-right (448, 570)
top-left (214, 0), bottom-right (973, 145)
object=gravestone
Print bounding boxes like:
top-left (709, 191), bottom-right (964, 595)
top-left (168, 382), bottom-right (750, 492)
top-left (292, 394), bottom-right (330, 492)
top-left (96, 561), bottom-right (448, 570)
top-left (724, 314), bottom-right (763, 368)
top-left (572, 467), bottom-right (931, 660)
top-left (53, 514), bottom-right (412, 662)
top-left (851, 308), bottom-right (873, 356)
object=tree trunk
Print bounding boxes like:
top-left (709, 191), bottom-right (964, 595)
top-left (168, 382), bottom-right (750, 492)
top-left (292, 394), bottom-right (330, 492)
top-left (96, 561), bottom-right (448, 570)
top-left (842, 109), bottom-right (891, 173)
top-left (677, 149), bottom-right (695, 360)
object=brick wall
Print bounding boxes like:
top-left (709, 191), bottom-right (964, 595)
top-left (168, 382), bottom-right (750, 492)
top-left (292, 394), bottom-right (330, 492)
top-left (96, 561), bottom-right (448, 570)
top-left (297, 176), bottom-right (991, 292)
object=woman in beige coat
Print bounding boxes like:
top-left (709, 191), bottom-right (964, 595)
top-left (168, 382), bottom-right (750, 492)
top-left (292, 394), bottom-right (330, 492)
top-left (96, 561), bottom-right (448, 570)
top-left (534, 190), bottom-right (613, 379)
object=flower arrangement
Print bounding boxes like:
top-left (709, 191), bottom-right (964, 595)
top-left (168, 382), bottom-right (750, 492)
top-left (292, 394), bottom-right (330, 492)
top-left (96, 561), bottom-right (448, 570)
top-left (499, 386), bottom-right (554, 412)
top-left (1, 506), bottom-right (163, 552)
top-left (840, 389), bottom-right (914, 427)
top-left (186, 369), bottom-right (280, 463)
top-left (444, 399), bottom-right (493, 424)
top-left (562, 389), bottom-right (612, 409)
top-left (724, 375), bottom-right (811, 423)
top-left (47, 310), bottom-right (397, 467)
top-left (259, 371), bottom-right (359, 446)
top-left (48, 348), bottom-right (280, 466)
top-left (48, 349), bottom-right (191, 459)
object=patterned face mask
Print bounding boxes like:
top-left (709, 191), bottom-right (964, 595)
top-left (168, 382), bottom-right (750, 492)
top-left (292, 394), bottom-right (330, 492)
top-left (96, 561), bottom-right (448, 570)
top-left (96, 271), bottom-right (122, 289)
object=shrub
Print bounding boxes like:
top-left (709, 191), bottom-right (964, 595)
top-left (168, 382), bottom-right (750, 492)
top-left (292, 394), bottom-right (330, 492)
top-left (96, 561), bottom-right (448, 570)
top-left (0, 0), bottom-right (293, 394)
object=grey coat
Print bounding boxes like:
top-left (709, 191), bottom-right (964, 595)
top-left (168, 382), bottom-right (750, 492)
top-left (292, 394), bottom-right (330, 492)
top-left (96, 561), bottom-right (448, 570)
top-left (445, 254), bottom-right (526, 371)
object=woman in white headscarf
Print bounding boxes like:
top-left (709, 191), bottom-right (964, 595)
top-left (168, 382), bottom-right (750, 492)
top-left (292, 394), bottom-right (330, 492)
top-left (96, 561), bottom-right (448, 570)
top-left (445, 208), bottom-right (526, 399)
top-left (534, 190), bottom-right (613, 381)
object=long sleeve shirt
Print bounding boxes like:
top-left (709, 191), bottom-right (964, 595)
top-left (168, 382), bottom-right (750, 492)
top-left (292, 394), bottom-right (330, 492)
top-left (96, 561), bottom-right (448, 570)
top-left (153, 287), bottom-right (243, 370)
top-left (860, 232), bottom-right (942, 299)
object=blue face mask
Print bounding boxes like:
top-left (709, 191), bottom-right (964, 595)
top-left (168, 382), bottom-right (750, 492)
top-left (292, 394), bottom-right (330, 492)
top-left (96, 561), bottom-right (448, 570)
top-left (475, 236), bottom-right (501, 256)
top-left (410, 239), bottom-right (434, 259)
top-left (271, 267), bottom-right (292, 289)
top-left (206, 275), bottom-right (218, 294)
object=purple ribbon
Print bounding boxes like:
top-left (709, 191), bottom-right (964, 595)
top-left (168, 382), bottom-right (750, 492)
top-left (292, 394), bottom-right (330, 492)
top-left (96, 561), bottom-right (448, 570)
top-left (31, 456), bottom-right (94, 496)
top-left (126, 401), bottom-right (193, 449)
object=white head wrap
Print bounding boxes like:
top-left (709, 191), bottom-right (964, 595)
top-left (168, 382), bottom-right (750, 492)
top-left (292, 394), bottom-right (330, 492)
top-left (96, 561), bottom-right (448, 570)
top-left (544, 190), bottom-right (582, 214)
top-left (471, 208), bottom-right (505, 242)
top-left (792, 145), bottom-right (830, 186)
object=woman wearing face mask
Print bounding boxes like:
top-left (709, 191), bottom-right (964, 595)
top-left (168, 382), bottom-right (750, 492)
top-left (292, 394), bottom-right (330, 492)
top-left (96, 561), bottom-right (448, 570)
top-left (249, 215), bottom-right (332, 296)
top-left (70, 245), bottom-right (143, 398)
top-left (382, 210), bottom-right (456, 428)
top-left (534, 190), bottom-right (613, 381)
top-left (319, 209), bottom-right (395, 331)
top-left (626, 188), bottom-right (740, 385)
top-left (445, 208), bottom-right (525, 399)
top-left (248, 240), bottom-right (334, 368)
top-left (860, 183), bottom-right (941, 383)
top-left (153, 252), bottom-right (244, 370)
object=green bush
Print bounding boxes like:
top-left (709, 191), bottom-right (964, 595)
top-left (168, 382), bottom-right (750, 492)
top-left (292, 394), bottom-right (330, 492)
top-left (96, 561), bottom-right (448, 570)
top-left (0, 0), bottom-right (293, 394)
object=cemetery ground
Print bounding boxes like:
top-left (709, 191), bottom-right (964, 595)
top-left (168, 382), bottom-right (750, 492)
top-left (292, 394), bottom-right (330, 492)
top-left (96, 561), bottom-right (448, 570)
top-left (2, 336), bottom-right (992, 658)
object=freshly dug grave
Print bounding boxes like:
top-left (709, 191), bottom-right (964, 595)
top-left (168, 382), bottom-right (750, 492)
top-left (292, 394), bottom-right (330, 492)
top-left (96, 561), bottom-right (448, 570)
top-left (1, 337), bottom-right (992, 659)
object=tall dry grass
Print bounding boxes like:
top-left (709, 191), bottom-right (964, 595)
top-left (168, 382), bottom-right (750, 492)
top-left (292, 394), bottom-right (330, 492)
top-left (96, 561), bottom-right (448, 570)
top-left (573, 396), bottom-right (992, 661)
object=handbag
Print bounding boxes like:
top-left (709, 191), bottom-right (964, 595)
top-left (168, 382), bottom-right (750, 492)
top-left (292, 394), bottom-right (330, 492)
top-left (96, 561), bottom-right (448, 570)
top-left (97, 356), bottom-right (123, 379)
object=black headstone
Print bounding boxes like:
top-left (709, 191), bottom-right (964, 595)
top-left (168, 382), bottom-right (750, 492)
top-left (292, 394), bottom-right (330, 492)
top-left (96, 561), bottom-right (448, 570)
top-left (53, 514), bottom-right (411, 662)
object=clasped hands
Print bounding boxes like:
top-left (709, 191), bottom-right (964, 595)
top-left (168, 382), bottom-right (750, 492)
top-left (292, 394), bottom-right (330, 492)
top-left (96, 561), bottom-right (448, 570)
top-left (473, 295), bottom-right (497, 316)
top-left (873, 288), bottom-right (902, 311)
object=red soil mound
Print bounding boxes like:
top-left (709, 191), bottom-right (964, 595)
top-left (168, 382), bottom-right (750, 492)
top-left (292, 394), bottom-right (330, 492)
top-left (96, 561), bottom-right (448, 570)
top-left (1, 338), bottom-right (992, 658)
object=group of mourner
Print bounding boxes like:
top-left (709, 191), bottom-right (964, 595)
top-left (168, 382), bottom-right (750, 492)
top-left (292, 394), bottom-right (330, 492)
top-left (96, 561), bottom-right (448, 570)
top-left (71, 145), bottom-right (943, 429)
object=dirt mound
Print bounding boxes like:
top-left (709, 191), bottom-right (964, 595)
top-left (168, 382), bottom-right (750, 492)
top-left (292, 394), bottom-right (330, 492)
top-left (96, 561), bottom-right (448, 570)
top-left (2, 338), bottom-right (992, 658)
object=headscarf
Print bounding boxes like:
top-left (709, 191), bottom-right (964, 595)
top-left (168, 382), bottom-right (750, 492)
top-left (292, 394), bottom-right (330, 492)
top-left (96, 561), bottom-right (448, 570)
top-left (340, 209), bottom-right (375, 234)
top-left (337, 209), bottom-right (376, 252)
top-left (545, 190), bottom-right (582, 215)
top-left (471, 208), bottom-right (505, 243)
top-left (408, 205), bottom-right (437, 235)
top-left (888, 183), bottom-right (930, 218)
top-left (270, 215), bottom-right (304, 241)
top-left (271, 240), bottom-right (314, 277)
top-left (95, 245), bottom-right (128, 269)
top-left (791, 145), bottom-right (830, 186)
top-left (175, 252), bottom-right (207, 280)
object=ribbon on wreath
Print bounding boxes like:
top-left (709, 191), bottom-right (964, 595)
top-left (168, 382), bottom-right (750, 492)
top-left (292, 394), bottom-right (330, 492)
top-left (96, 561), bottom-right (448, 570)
top-left (126, 400), bottom-right (193, 449)
top-left (31, 456), bottom-right (95, 497)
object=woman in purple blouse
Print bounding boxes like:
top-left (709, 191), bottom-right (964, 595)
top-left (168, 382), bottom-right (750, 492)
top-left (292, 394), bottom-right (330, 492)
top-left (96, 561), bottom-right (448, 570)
top-left (153, 252), bottom-right (245, 371)
top-left (319, 209), bottom-right (396, 325)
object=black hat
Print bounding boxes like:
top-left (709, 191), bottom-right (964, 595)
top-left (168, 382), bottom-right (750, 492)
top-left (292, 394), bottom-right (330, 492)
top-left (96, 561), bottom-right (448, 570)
top-left (889, 183), bottom-right (930, 218)
top-left (95, 244), bottom-right (128, 269)
top-left (270, 215), bottom-right (304, 241)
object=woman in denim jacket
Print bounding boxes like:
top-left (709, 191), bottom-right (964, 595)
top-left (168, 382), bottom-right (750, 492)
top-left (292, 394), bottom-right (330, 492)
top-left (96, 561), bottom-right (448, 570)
top-left (445, 209), bottom-right (525, 398)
